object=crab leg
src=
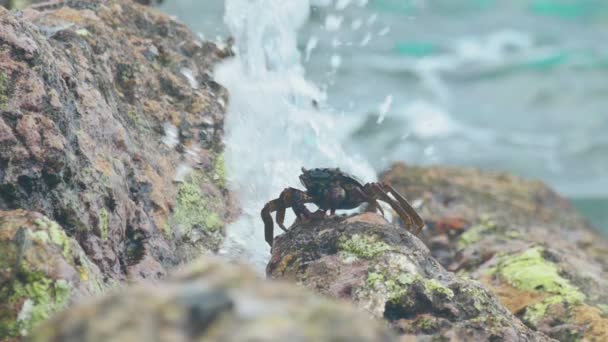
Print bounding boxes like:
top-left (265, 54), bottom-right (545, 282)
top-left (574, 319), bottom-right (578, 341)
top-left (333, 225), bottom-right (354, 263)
top-left (380, 183), bottom-right (425, 235)
top-left (364, 183), bottom-right (423, 235)
top-left (353, 187), bottom-right (385, 217)
top-left (260, 188), bottom-right (313, 247)
top-left (261, 199), bottom-right (284, 246)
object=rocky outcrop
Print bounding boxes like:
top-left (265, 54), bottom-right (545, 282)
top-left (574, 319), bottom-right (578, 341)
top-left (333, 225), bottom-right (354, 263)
top-left (267, 213), bottom-right (552, 341)
top-left (382, 163), bottom-right (608, 341)
top-left (30, 256), bottom-right (397, 342)
top-left (1, 0), bottom-right (163, 10)
top-left (0, 210), bottom-right (104, 339)
top-left (0, 0), bottom-right (236, 338)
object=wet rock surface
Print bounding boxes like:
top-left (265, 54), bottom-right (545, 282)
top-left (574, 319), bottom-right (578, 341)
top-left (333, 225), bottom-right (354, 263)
top-left (0, 1), bottom-right (236, 338)
top-left (382, 163), bottom-right (608, 341)
top-left (267, 213), bottom-right (552, 341)
top-left (30, 256), bottom-right (397, 342)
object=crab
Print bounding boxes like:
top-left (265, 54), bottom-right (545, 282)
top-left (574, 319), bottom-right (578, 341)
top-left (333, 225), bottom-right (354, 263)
top-left (261, 167), bottom-right (425, 246)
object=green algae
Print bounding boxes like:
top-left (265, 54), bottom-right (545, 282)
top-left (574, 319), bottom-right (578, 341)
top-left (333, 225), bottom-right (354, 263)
top-left (414, 316), bottom-right (438, 332)
top-left (338, 234), bottom-right (392, 260)
top-left (213, 153), bottom-right (227, 188)
top-left (424, 279), bottom-right (454, 299)
top-left (0, 272), bottom-right (72, 338)
top-left (0, 71), bottom-right (9, 108)
top-left (458, 218), bottom-right (497, 248)
top-left (489, 247), bottom-right (586, 325)
top-left (365, 269), bottom-right (453, 302)
top-left (99, 208), bottom-right (109, 241)
top-left (169, 171), bottom-right (222, 236)
top-left (33, 217), bottom-right (71, 258)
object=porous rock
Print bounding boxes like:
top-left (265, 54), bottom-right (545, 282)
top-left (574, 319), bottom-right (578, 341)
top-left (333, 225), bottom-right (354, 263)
top-left (267, 213), bottom-right (552, 341)
top-left (30, 256), bottom-right (397, 342)
top-left (382, 163), bottom-right (608, 341)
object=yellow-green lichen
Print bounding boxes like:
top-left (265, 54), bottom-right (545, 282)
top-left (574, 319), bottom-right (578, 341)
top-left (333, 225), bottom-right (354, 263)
top-left (489, 247), bottom-right (586, 325)
top-left (414, 316), bottom-right (438, 332)
top-left (424, 279), bottom-right (454, 299)
top-left (366, 270), bottom-right (452, 302)
top-left (458, 218), bottom-right (497, 249)
top-left (169, 171), bottom-right (222, 236)
top-left (213, 153), bottom-right (227, 188)
top-left (99, 208), bottom-right (109, 241)
top-left (75, 28), bottom-right (91, 37)
top-left (0, 272), bottom-right (72, 338)
top-left (339, 234), bottom-right (392, 260)
top-left (33, 218), bottom-right (71, 259)
top-left (0, 72), bottom-right (9, 108)
top-left (366, 271), bottom-right (414, 300)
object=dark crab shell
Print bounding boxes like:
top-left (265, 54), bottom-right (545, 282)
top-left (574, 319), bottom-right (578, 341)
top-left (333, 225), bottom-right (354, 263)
top-left (299, 167), bottom-right (364, 198)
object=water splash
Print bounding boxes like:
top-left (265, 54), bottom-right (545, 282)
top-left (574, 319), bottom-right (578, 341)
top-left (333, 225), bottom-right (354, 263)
top-left (216, 0), bottom-right (375, 271)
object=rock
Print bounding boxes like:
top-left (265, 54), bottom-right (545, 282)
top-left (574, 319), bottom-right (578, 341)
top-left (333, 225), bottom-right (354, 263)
top-left (382, 163), bottom-right (608, 341)
top-left (0, 0), bottom-right (236, 280)
top-left (0, 210), bottom-right (104, 339)
top-left (0, 1), bottom-right (237, 337)
top-left (30, 256), bottom-right (397, 342)
top-left (267, 213), bottom-right (552, 341)
top-left (1, 0), bottom-right (163, 10)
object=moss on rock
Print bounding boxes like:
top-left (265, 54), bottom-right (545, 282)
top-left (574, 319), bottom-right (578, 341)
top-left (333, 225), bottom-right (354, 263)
top-left (98, 208), bottom-right (109, 241)
top-left (169, 171), bottom-right (222, 235)
top-left (1, 274), bottom-right (72, 337)
top-left (0, 210), bottom-right (105, 339)
top-left (457, 218), bottom-right (496, 249)
top-left (213, 153), bottom-right (227, 189)
top-left (338, 234), bottom-right (392, 260)
top-left (0, 71), bottom-right (9, 107)
top-left (489, 247), bottom-right (585, 325)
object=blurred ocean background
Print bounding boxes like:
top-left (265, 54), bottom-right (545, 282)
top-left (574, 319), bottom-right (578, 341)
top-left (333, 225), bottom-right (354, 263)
top-left (160, 0), bottom-right (608, 235)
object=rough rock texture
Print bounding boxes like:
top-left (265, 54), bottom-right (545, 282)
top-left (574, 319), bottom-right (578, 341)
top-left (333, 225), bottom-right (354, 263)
top-left (267, 213), bottom-right (552, 341)
top-left (382, 163), bottom-right (608, 341)
top-left (1, 0), bottom-right (163, 11)
top-left (0, 1), bottom-right (236, 338)
top-left (0, 210), bottom-right (104, 339)
top-left (30, 256), bottom-right (397, 342)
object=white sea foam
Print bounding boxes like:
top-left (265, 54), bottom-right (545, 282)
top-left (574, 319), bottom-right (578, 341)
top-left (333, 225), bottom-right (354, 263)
top-left (217, 0), bottom-right (375, 271)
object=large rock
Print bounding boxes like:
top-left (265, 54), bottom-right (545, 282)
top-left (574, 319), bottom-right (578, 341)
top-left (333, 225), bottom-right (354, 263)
top-left (267, 213), bottom-right (551, 341)
top-left (0, 1), bottom-right (236, 338)
top-left (0, 0), bottom-right (235, 283)
top-left (30, 256), bottom-right (397, 342)
top-left (0, 0), bottom-right (163, 10)
top-left (0, 210), bottom-right (104, 339)
top-left (382, 163), bottom-right (608, 341)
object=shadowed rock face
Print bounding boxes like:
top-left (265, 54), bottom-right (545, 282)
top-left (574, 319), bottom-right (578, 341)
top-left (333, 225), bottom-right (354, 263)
top-left (0, 1), bottom-right (237, 339)
top-left (267, 213), bottom-right (552, 341)
top-left (382, 163), bottom-right (608, 341)
top-left (30, 257), bottom-right (397, 342)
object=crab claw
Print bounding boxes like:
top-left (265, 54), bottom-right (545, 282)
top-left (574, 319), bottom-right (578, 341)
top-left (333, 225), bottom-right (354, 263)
top-left (260, 188), bottom-right (314, 247)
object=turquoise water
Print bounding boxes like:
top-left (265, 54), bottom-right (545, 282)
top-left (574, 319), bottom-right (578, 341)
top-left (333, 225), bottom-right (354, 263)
top-left (160, 0), bottom-right (608, 234)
